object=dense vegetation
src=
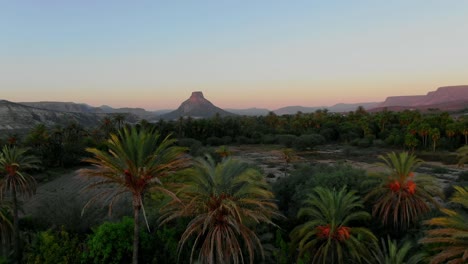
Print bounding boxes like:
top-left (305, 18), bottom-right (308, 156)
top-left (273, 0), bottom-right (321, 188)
top-left (0, 108), bottom-right (466, 263)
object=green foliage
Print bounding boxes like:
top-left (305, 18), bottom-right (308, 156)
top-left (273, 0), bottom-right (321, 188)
top-left (273, 163), bottom-right (367, 220)
top-left (148, 225), bottom-right (180, 264)
top-left (25, 228), bottom-right (82, 264)
top-left (292, 133), bottom-right (325, 151)
top-left (83, 217), bottom-right (151, 264)
top-left (277, 134), bottom-right (297, 148)
top-left (177, 138), bottom-right (203, 156)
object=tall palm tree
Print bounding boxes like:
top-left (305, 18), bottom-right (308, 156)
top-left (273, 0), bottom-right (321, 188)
top-left (291, 187), bottom-right (376, 264)
top-left (0, 146), bottom-right (40, 263)
top-left (160, 156), bottom-right (281, 264)
top-left (365, 152), bottom-right (442, 230)
top-left (80, 127), bottom-right (188, 264)
top-left (419, 186), bottom-right (468, 264)
top-left (371, 237), bottom-right (425, 264)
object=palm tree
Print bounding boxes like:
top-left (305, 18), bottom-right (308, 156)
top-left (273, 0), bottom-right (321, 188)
top-left (160, 156), bottom-right (281, 264)
top-left (419, 186), bottom-right (468, 264)
top-left (365, 152), bottom-right (442, 230)
top-left (280, 148), bottom-right (295, 177)
top-left (456, 145), bottom-right (468, 168)
top-left (80, 127), bottom-right (188, 264)
top-left (371, 237), bottom-right (425, 264)
top-left (0, 146), bottom-right (40, 263)
top-left (291, 187), bottom-right (376, 264)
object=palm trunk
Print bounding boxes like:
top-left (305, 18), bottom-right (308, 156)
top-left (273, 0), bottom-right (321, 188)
top-left (12, 188), bottom-right (19, 264)
top-left (132, 196), bottom-right (141, 264)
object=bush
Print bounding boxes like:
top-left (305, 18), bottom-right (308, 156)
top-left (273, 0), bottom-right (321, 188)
top-left (83, 217), bottom-right (151, 264)
top-left (292, 134), bottom-right (325, 151)
top-left (319, 128), bottom-right (337, 141)
top-left (372, 139), bottom-right (386, 148)
top-left (235, 136), bottom-right (253, 144)
top-left (206, 137), bottom-right (223, 146)
top-left (277, 134), bottom-right (297, 148)
top-left (262, 134), bottom-right (278, 144)
top-left (221, 136), bottom-right (232, 145)
top-left (273, 163), bottom-right (367, 221)
top-left (24, 228), bottom-right (82, 264)
top-left (177, 138), bottom-right (203, 155)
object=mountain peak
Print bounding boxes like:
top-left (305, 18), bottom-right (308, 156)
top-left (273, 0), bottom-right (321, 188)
top-left (161, 91), bottom-right (235, 120)
top-left (190, 91), bottom-right (204, 99)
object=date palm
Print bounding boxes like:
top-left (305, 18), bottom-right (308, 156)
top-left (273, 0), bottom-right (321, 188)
top-left (419, 186), bottom-right (468, 264)
top-left (291, 187), bottom-right (376, 264)
top-left (80, 127), bottom-right (188, 264)
top-left (365, 152), bottom-right (442, 229)
top-left (0, 146), bottom-right (40, 263)
top-left (160, 156), bottom-right (281, 264)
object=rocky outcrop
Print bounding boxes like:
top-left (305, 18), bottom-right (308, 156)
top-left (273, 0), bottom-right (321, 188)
top-left (161, 92), bottom-right (235, 120)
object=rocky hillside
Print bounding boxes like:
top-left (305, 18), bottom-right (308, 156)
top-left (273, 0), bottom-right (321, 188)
top-left (161, 92), bottom-right (235, 120)
top-left (378, 85), bottom-right (468, 108)
top-left (0, 100), bottom-right (104, 132)
top-left (20, 101), bottom-right (157, 120)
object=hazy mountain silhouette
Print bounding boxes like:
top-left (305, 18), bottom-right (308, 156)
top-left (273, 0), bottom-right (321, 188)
top-left (161, 92), bottom-right (235, 120)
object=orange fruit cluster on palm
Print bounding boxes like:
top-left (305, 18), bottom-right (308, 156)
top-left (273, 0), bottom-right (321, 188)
top-left (316, 225), bottom-right (351, 241)
top-left (388, 178), bottom-right (416, 195)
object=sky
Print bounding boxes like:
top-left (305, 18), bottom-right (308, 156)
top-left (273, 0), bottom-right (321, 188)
top-left (1, 1), bottom-right (468, 110)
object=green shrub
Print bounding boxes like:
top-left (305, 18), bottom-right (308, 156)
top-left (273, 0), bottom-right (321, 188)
top-left (206, 136), bottom-right (223, 146)
top-left (293, 134), bottom-right (326, 151)
top-left (83, 217), bottom-right (151, 264)
top-left (277, 134), bottom-right (297, 148)
top-left (24, 228), bottom-right (82, 264)
top-left (273, 163), bottom-right (367, 221)
top-left (262, 134), bottom-right (278, 144)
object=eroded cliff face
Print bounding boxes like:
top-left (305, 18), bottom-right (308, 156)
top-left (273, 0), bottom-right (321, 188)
top-left (0, 100), bottom-right (103, 132)
top-left (161, 91), bottom-right (235, 120)
top-left (379, 85), bottom-right (468, 107)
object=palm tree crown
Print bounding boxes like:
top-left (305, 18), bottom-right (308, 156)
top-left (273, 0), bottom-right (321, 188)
top-left (0, 146), bottom-right (40, 198)
top-left (0, 146), bottom-right (40, 263)
top-left (80, 127), bottom-right (188, 264)
top-left (420, 186), bottom-right (468, 264)
top-left (372, 237), bottom-right (425, 264)
top-left (160, 156), bottom-right (280, 264)
top-left (365, 152), bottom-right (442, 229)
top-left (291, 187), bottom-right (376, 264)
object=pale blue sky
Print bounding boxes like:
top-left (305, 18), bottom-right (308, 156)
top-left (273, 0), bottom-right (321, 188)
top-left (1, 1), bottom-right (467, 109)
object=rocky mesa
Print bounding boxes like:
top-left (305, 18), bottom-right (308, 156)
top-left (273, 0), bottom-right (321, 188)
top-left (378, 85), bottom-right (468, 108)
top-left (161, 92), bottom-right (235, 120)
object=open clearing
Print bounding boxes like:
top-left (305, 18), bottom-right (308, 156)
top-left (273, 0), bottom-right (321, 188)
top-left (24, 144), bottom-right (465, 221)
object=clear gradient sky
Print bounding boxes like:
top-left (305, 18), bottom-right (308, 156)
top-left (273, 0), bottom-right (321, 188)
top-left (1, 1), bottom-right (467, 110)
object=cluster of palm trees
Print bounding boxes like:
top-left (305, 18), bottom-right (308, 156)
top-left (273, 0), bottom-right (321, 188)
top-left (1, 125), bottom-right (467, 263)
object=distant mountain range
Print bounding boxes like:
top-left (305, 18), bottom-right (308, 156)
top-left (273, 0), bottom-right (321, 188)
top-left (0, 85), bottom-right (466, 132)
